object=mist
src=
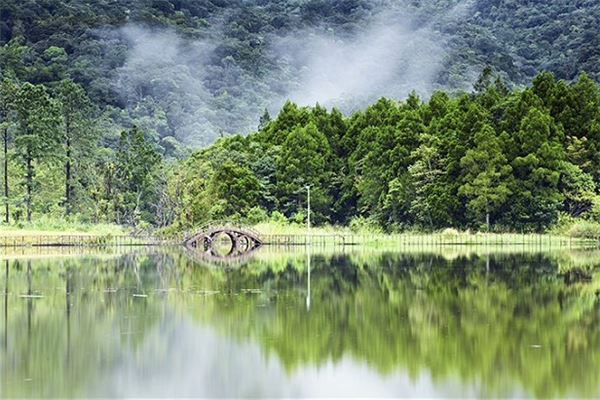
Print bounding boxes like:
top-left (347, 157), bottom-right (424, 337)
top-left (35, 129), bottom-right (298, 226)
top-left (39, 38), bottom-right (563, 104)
top-left (109, 2), bottom-right (474, 147)
top-left (113, 26), bottom-right (218, 147)
top-left (273, 13), bottom-right (445, 110)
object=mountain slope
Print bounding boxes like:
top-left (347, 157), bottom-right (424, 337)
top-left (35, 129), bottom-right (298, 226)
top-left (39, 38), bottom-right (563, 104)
top-left (1, 0), bottom-right (599, 149)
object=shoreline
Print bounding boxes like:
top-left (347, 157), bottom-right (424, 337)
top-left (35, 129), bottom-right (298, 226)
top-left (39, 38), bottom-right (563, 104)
top-left (0, 229), bottom-right (597, 249)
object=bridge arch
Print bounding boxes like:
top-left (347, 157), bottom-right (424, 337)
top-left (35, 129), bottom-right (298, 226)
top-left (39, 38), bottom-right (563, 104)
top-left (185, 225), bottom-right (263, 258)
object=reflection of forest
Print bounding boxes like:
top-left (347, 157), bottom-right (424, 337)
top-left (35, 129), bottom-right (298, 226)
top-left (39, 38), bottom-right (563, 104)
top-left (1, 250), bottom-right (600, 398)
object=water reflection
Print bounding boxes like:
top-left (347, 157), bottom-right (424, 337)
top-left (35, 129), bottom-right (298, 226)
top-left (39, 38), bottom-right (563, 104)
top-left (1, 249), bottom-right (600, 398)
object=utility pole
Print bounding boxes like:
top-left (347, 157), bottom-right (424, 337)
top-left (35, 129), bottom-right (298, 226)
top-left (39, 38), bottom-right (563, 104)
top-left (306, 185), bottom-right (311, 311)
top-left (306, 185), bottom-right (311, 233)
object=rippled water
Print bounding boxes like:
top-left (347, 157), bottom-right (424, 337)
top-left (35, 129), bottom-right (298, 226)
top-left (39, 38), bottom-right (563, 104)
top-left (1, 247), bottom-right (600, 398)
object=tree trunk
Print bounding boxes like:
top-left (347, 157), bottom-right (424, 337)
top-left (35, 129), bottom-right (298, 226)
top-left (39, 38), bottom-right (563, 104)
top-left (65, 134), bottom-right (72, 216)
top-left (26, 156), bottom-right (33, 222)
top-left (486, 211), bottom-right (490, 232)
top-left (3, 128), bottom-right (8, 224)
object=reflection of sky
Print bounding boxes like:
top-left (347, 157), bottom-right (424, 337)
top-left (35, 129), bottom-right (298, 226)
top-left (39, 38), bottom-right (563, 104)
top-left (92, 313), bottom-right (524, 398)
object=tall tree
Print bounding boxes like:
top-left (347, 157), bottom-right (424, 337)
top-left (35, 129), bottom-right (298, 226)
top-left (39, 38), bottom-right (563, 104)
top-left (459, 125), bottom-right (512, 230)
top-left (408, 140), bottom-right (452, 229)
top-left (276, 122), bottom-right (332, 222)
top-left (206, 161), bottom-right (262, 220)
top-left (114, 126), bottom-right (162, 225)
top-left (12, 83), bottom-right (60, 222)
top-left (505, 108), bottom-right (566, 230)
top-left (559, 161), bottom-right (596, 218)
top-left (56, 79), bottom-right (94, 216)
top-left (0, 79), bottom-right (16, 223)
top-left (258, 108), bottom-right (271, 130)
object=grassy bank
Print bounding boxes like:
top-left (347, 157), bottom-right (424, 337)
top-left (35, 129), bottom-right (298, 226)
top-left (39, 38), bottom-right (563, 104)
top-left (0, 217), bottom-right (128, 236)
top-left (0, 219), bottom-right (130, 247)
top-left (1, 219), bottom-right (599, 249)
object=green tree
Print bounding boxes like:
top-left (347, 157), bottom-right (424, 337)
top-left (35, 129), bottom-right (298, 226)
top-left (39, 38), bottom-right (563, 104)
top-left (207, 161), bottom-right (262, 220)
top-left (12, 83), bottom-right (60, 222)
top-left (408, 142), bottom-right (452, 229)
top-left (459, 125), bottom-right (512, 230)
top-left (505, 108), bottom-right (566, 230)
top-left (276, 122), bottom-right (332, 223)
top-left (559, 162), bottom-right (596, 218)
top-left (0, 79), bottom-right (16, 223)
top-left (474, 65), bottom-right (495, 94)
top-left (260, 101), bottom-right (311, 145)
top-left (408, 99), bottom-right (463, 230)
top-left (56, 79), bottom-right (95, 216)
top-left (355, 108), bottom-right (423, 228)
top-left (258, 108), bottom-right (271, 130)
top-left (114, 126), bottom-right (162, 225)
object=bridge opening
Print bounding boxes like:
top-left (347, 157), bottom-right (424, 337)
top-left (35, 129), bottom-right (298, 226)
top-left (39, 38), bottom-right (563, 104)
top-left (211, 232), bottom-right (235, 256)
top-left (185, 225), bottom-right (264, 262)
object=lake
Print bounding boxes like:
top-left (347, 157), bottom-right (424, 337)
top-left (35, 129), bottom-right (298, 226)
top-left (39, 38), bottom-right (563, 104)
top-left (1, 247), bottom-right (600, 398)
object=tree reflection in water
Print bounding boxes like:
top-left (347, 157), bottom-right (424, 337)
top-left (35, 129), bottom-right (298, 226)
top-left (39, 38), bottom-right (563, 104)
top-left (1, 249), bottom-right (600, 398)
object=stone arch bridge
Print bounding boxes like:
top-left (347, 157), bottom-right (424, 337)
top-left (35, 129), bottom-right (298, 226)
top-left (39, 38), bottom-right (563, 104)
top-left (184, 224), bottom-right (263, 259)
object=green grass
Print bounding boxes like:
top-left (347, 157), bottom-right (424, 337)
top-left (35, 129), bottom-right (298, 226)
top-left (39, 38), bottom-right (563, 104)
top-left (0, 217), bottom-right (128, 236)
top-left (166, 221), bottom-right (600, 249)
top-left (252, 221), bottom-right (355, 236)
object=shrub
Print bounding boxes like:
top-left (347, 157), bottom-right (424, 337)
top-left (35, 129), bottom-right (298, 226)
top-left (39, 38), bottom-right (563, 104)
top-left (550, 212), bottom-right (577, 234)
top-left (567, 221), bottom-right (600, 238)
top-left (245, 206), bottom-right (269, 224)
top-left (441, 228), bottom-right (460, 238)
top-left (270, 211), bottom-right (288, 225)
top-left (587, 195), bottom-right (600, 223)
top-left (349, 216), bottom-right (382, 233)
top-left (291, 210), bottom-right (306, 225)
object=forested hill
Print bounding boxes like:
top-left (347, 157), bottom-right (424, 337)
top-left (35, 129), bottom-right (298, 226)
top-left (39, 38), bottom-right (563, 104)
top-left (1, 0), bottom-right (600, 150)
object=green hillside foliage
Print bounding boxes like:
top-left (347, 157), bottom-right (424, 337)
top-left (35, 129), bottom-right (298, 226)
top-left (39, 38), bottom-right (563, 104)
top-left (2, 1), bottom-right (600, 231)
top-left (1, 0), bottom-right (600, 148)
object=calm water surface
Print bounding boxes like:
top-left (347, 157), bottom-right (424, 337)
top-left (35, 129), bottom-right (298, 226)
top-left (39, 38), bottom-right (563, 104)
top-left (1, 247), bottom-right (600, 398)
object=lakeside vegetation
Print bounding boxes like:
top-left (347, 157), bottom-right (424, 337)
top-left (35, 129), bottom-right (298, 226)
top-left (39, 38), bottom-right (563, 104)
top-left (2, 71), bottom-right (600, 236)
top-left (1, 219), bottom-right (598, 252)
top-left (0, 217), bottom-right (126, 236)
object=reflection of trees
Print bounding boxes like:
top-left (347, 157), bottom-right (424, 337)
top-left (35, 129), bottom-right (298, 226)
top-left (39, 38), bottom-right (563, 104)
top-left (1, 250), bottom-right (600, 398)
top-left (0, 253), bottom-right (170, 398)
top-left (189, 252), bottom-right (600, 398)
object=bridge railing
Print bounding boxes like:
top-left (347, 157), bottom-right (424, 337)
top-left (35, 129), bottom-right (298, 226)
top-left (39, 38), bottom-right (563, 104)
top-left (184, 221), bottom-right (263, 242)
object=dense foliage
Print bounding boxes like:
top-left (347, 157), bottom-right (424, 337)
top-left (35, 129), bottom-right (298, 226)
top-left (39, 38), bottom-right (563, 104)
top-left (2, 0), bottom-right (600, 232)
top-left (166, 70), bottom-right (600, 232)
top-left (2, 70), bottom-right (600, 231)
top-left (0, 78), bottom-right (163, 226)
top-left (1, 70), bottom-right (600, 232)
top-left (1, 0), bottom-right (600, 148)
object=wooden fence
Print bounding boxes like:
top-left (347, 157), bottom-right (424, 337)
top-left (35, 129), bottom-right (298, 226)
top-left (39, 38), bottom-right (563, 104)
top-left (259, 233), bottom-right (598, 249)
top-left (0, 234), bottom-right (182, 248)
top-left (0, 232), bottom-right (597, 249)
